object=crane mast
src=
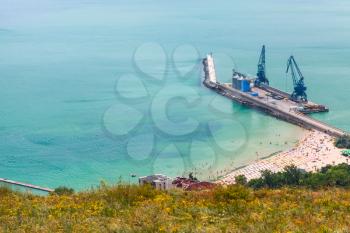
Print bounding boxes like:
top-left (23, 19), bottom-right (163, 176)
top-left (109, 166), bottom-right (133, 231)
top-left (255, 45), bottom-right (269, 86)
top-left (286, 56), bottom-right (307, 102)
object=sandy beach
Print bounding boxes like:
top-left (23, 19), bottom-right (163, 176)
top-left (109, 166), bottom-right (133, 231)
top-left (218, 130), bottom-right (347, 184)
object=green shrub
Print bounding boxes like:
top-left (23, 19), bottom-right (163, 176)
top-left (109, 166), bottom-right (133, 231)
top-left (282, 164), bottom-right (305, 185)
top-left (247, 163), bottom-right (350, 189)
top-left (234, 174), bottom-right (247, 185)
top-left (53, 186), bottom-right (75, 195)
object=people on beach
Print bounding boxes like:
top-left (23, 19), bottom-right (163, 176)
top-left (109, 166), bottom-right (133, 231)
top-left (219, 130), bottom-right (346, 184)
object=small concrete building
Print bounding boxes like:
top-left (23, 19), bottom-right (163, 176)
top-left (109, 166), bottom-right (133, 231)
top-left (138, 174), bottom-right (173, 190)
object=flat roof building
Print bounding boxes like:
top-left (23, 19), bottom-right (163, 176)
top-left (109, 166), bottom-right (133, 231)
top-left (139, 174), bottom-right (173, 190)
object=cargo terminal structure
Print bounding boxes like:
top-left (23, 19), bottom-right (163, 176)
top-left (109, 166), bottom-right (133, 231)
top-left (202, 48), bottom-right (347, 137)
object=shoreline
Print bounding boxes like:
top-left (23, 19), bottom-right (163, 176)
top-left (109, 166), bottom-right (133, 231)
top-left (217, 129), bottom-right (346, 184)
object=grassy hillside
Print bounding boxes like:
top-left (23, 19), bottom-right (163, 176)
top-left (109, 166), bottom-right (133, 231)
top-left (1, 183), bottom-right (350, 233)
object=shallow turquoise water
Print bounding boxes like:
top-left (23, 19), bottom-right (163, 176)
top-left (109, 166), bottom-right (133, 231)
top-left (1, 0), bottom-right (349, 190)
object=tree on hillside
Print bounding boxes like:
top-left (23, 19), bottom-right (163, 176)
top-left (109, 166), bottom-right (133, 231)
top-left (189, 172), bottom-right (198, 181)
top-left (283, 165), bottom-right (305, 185)
top-left (261, 170), bottom-right (283, 188)
top-left (235, 175), bottom-right (247, 185)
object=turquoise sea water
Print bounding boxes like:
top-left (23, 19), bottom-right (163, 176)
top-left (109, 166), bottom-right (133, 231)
top-left (1, 0), bottom-right (350, 190)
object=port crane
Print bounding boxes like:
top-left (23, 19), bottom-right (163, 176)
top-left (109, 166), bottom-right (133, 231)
top-left (255, 45), bottom-right (269, 86)
top-left (286, 55), bottom-right (307, 102)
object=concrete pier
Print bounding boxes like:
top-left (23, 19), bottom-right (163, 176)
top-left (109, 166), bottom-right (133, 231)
top-left (203, 55), bottom-right (347, 137)
top-left (0, 178), bottom-right (54, 193)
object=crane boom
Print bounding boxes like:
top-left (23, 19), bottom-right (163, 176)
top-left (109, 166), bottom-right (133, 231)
top-left (255, 45), bottom-right (269, 86)
top-left (286, 56), bottom-right (307, 102)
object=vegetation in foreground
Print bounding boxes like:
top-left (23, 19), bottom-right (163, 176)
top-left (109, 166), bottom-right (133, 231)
top-left (2, 164), bottom-right (350, 232)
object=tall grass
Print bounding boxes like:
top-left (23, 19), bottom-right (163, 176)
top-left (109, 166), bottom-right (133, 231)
top-left (1, 183), bottom-right (350, 232)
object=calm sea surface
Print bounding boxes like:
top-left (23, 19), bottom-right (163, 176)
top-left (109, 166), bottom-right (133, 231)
top-left (1, 0), bottom-right (349, 190)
